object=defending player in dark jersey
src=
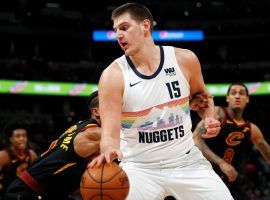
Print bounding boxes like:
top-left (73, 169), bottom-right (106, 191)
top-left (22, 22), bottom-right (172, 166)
top-left (193, 83), bottom-right (270, 199)
top-left (204, 107), bottom-right (253, 179)
top-left (0, 124), bottom-right (37, 199)
top-left (5, 90), bottom-right (101, 200)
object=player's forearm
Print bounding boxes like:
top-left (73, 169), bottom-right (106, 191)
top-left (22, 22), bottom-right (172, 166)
top-left (202, 147), bottom-right (224, 166)
top-left (196, 135), bottom-right (224, 166)
top-left (257, 141), bottom-right (270, 164)
top-left (100, 132), bottom-right (120, 153)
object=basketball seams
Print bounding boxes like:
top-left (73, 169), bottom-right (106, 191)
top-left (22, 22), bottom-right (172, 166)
top-left (80, 163), bottom-right (130, 199)
top-left (102, 167), bottom-right (124, 183)
top-left (81, 168), bottom-right (129, 189)
top-left (100, 163), bottom-right (105, 198)
top-left (80, 186), bottom-right (130, 189)
top-left (86, 164), bottom-right (123, 183)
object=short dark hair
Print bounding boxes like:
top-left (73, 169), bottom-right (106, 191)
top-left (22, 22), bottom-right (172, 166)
top-left (4, 121), bottom-right (28, 138)
top-left (111, 2), bottom-right (154, 32)
top-left (227, 82), bottom-right (249, 96)
top-left (86, 90), bottom-right (99, 114)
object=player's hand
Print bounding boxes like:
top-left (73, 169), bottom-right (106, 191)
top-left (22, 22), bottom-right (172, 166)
top-left (88, 148), bottom-right (123, 168)
top-left (202, 117), bottom-right (221, 138)
top-left (219, 161), bottom-right (238, 182)
top-left (190, 93), bottom-right (212, 111)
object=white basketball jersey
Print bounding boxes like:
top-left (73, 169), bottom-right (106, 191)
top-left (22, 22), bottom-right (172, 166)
top-left (116, 46), bottom-right (194, 163)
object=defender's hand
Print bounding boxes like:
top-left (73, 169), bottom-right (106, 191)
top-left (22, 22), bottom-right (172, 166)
top-left (190, 93), bottom-right (212, 111)
top-left (219, 161), bottom-right (238, 182)
top-left (202, 117), bottom-right (221, 138)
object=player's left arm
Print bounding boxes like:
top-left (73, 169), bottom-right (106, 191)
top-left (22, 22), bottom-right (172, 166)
top-left (250, 123), bottom-right (270, 164)
top-left (175, 48), bottom-right (220, 137)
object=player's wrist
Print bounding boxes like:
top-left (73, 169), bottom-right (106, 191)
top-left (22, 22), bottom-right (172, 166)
top-left (217, 159), bottom-right (226, 167)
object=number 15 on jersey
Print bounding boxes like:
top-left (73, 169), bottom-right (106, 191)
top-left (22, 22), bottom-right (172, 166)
top-left (166, 81), bottom-right (181, 99)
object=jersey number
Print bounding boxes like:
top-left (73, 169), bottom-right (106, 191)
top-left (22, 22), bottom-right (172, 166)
top-left (166, 81), bottom-right (181, 99)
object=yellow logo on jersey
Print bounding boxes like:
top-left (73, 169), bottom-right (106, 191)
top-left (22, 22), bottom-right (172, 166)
top-left (58, 125), bottom-right (78, 139)
top-left (226, 132), bottom-right (244, 146)
top-left (60, 136), bottom-right (73, 151)
top-left (65, 125), bottom-right (77, 134)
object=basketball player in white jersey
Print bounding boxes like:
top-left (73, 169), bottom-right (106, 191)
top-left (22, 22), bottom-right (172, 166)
top-left (90, 3), bottom-right (233, 200)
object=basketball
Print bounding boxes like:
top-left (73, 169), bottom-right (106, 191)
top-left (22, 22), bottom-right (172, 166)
top-left (80, 162), bottom-right (130, 200)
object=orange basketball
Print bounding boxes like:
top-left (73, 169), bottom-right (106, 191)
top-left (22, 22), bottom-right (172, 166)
top-left (80, 162), bottom-right (130, 200)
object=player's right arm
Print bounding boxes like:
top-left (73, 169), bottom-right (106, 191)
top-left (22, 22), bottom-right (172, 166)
top-left (90, 62), bottom-right (124, 167)
top-left (193, 106), bottom-right (238, 182)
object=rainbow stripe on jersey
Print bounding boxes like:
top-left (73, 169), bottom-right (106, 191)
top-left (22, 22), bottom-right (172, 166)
top-left (122, 97), bottom-right (189, 130)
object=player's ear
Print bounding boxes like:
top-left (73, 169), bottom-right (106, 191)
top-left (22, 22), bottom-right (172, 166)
top-left (91, 107), bottom-right (100, 117)
top-left (142, 19), bottom-right (151, 33)
top-left (246, 96), bottom-right (249, 103)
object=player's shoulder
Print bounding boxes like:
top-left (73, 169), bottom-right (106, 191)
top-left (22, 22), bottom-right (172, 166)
top-left (250, 122), bottom-right (261, 131)
top-left (215, 106), bottom-right (226, 121)
top-left (100, 59), bottom-right (124, 89)
top-left (29, 149), bottom-right (37, 160)
top-left (173, 47), bottom-right (197, 59)
top-left (101, 60), bottom-right (123, 77)
top-left (249, 122), bottom-right (265, 141)
top-left (0, 149), bottom-right (10, 165)
top-left (173, 47), bottom-right (200, 70)
top-left (0, 149), bottom-right (8, 157)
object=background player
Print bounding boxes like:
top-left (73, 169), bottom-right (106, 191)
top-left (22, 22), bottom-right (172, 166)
top-left (193, 82), bottom-right (270, 199)
top-left (0, 123), bottom-right (37, 199)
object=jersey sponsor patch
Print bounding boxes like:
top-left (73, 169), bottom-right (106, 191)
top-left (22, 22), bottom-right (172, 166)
top-left (164, 67), bottom-right (176, 76)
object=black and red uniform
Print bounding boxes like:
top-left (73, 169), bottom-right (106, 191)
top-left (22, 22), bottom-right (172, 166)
top-left (0, 147), bottom-right (33, 199)
top-left (5, 119), bottom-right (99, 200)
top-left (205, 107), bottom-right (253, 199)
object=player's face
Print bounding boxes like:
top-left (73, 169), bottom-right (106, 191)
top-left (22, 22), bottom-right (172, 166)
top-left (226, 85), bottom-right (249, 109)
top-left (10, 128), bottom-right (28, 150)
top-left (113, 13), bottom-right (145, 56)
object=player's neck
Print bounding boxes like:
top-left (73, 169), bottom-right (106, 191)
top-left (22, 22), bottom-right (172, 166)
top-left (227, 107), bottom-right (244, 122)
top-left (130, 44), bottom-right (160, 74)
top-left (11, 146), bottom-right (26, 157)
